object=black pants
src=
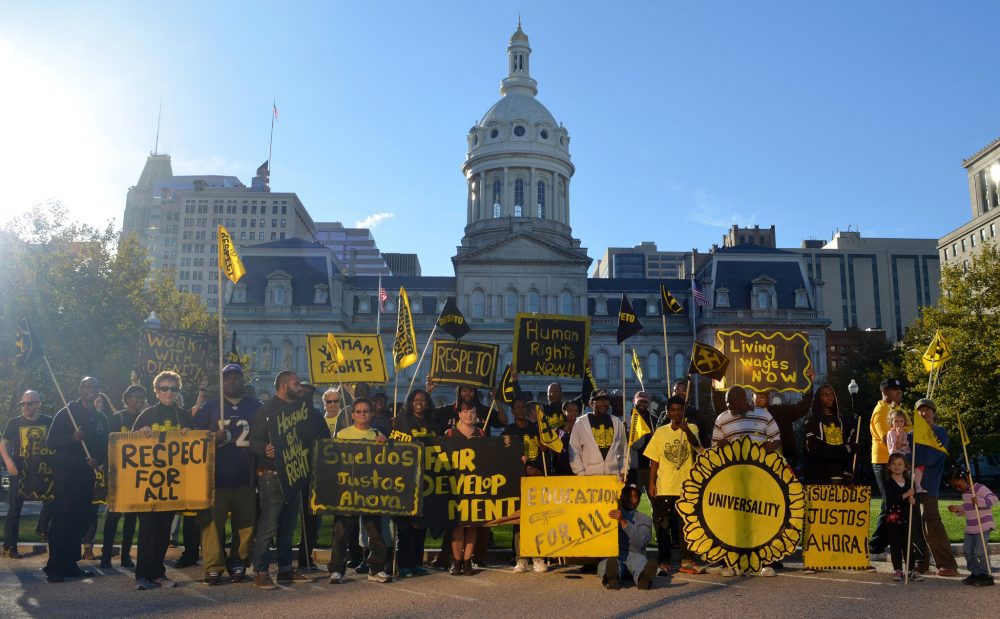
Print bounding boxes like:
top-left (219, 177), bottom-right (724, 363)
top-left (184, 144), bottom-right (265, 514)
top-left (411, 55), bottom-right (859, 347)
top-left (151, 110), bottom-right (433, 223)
top-left (179, 514), bottom-right (200, 560)
top-left (652, 496), bottom-right (692, 564)
top-left (136, 512), bottom-right (174, 581)
top-left (3, 477), bottom-right (54, 550)
top-left (102, 511), bottom-right (137, 560)
top-left (394, 517), bottom-right (427, 569)
top-left (887, 518), bottom-right (925, 571)
top-left (297, 483), bottom-right (319, 567)
top-left (330, 515), bottom-right (385, 574)
top-left (45, 469), bottom-right (95, 577)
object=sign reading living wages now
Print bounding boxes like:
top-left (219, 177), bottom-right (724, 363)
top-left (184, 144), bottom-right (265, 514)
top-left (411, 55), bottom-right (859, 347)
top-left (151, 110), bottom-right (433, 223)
top-left (802, 485), bottom-right (870, 570)
top-left (306, 334), bottom-right (388, 384)
top-left (520, 475), bottom-right (621, 558)
top-left (138, 328), bottom-right (209, 386)
top-left (311, 440), bottom-right (423, 516)
top-left (428, 340), bottom-right (499, 389)
top-left (513, 314), bottom-right (590, 378)
top-left (108, 431), bottom-right (215, 512)
top-left (714, 330), bottom-right (812, 393)
top-left (421, 437), bottom-right (523, 526)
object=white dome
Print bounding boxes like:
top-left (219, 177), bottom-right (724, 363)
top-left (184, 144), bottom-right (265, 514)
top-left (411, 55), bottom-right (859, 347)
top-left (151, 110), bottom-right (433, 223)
top-left (480, 94), bottom-right (557, 128)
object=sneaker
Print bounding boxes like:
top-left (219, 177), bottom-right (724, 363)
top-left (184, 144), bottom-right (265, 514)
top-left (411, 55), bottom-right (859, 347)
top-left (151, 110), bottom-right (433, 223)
top-left (972, 575), bottom-right (995, 587)
top-left (678, 562), bottom-right (705, 575)
top-left (204, 572), bottom-right (222, 585)
top-left (2, 548), bottom-right (22, 559)
top-left (152, 576), bottom-right (177, 588)
top-left (397, 567), bottom-right (413, 578)
top-left (802, 569), bottom-right (816, 575)
top-left (637, 559), bottom-right (657, 590)
top-left (412, 565), bottom-right (429, 576)
top-left (463, 560), bottom-right (474, 576)
top-left (429, 555), bottom-right (450, 570)
top-left (513, 559), bottom-right (529, 573)
top-left (276, 571), bottom-right (306, 585)
top-left (328, 571), bottom-right (344, 584)
top-left (532, 558), bottom-right (548, 573)
top-left (603, 558), bottom-right (620, 589)
top-left (367, 571), bottom-right (391, 583)
top-left (471, 559), bottom-right (487, 569)
top-left (135, 578), bottom-right (158, 590)
top-left (908, 571), bottom-right (925, 582)
top-left (174, 556), bottom-right (198, 569)
top-left (759, 567), bottom-right (777, 577)
top-left (656, 563), bottom-right (672, 577)
top-left (963, 574), bottom-right (978, 585)
top-left (936, 567), bottom-right (960, 577)
top-left (253, 573), bottom-right (276, 590)
top-left (354, 561), bottom-right (369, 575)
top-left (121, 556), bottom-right (135, 569)
top-left (892, 570), bottom-right (904, 582)
top-left (289, 570), bottom-right (310, 583)
top-left (449, 561), bottom-right (463, 576)
top-left (230, 566), bottom-right (246, 583)
top-left (719, 566), bottom-right (738, 577)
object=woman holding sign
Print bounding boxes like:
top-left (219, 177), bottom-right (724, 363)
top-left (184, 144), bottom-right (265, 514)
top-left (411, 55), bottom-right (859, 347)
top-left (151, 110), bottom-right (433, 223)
top-left (443, 402), bottom-right (486, 576)
top-left (391, 389), bottom-right (440, 577)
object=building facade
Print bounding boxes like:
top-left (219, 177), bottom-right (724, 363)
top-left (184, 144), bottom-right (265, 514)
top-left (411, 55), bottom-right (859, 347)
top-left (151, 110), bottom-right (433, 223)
top-left (592, 242), bottom-right (689, 279)
top-left (939, 136), bottom-right (1000, 268)
top-left (314, 222), bottom-right (391, 277)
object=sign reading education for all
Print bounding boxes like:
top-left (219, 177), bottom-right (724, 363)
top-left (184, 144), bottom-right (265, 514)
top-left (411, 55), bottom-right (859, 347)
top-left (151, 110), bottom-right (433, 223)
top-left (428, 340), bottom-right (499, 389)
top-left (513, 314), bottom-right (590, 378)
top-left (138, 329), bottom-right (210, 386)
top-left (306, 334), bottom-right (388, 384)
top-left (108, 431), bottom-right (215, 512)
top-left (802, 485), bottom-right (871, 570)
top-left (311, 440), bottom-right (423, 516)
top-left (421, 437), bottom-right (522, 526)
top-left (520, 475), bottom-right (621, 558)
top-left (714, 330), bottom-right (812, 393)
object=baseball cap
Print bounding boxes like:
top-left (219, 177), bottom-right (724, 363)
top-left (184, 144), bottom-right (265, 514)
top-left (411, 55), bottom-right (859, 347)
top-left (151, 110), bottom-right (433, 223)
top-left (914, 398), bottom-right (936, 412)
top-left (222, 364), bottom-right (244, 376)
top-left (880, 378), bottom-right (902, 390)
top-left (590, 388), bottom-right (610, 401)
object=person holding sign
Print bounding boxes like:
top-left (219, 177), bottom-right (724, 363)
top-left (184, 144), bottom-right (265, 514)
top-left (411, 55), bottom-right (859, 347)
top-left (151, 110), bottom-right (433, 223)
top-left (599, 484), bottom-right (657, 590)
top-left (503, 398), bottom-right (547, 574)
top-left (443, 402), bottom-right (487, 576)
top-left (803, 384), bottom-right (855, 484)
top-left (99, 385), bottom-right (146, 569)
top-left (569, 389), bottom-right (626, 478)
top-left (132, 371), bottom-right (191, 590)
top-left (428, 383), bottom-right (506, 433)
top-left (2, 390), bottom-right (53, 560)
top-left (884, 453), bottom-right (926, 582)
top-left (391, 389), bottom-right (440, 577)
top-left (945, 468), bottom-right (997, 586)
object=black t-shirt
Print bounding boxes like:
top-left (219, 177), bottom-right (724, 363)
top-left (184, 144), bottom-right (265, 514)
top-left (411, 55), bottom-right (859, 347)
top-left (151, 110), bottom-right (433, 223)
top-left (133, 403), bottom-right (191, 432)
top-left (390, 413), bottom-right (441, 442)
top-left (502, 422), bottom-right (542, 471)
top-left (111, 409), bottom-right (142, 433)
top-left (590, 414), bottom-right (615, 459)
top-left (2, 414), bottom-right (53, 468)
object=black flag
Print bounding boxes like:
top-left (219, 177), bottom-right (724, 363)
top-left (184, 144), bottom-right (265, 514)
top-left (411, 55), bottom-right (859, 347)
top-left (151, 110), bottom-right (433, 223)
top-left (660, 285), bottom-right (683, 314)
top-left (225, 330), bottom-right (241, 364)
top-left (616, 293), bottom-right (642, 344)
top-left (688, 341), bottom-right (730, 381)
top-left (580, 362), bottom-right (599, 403)
top-left (498, 364), bottom-right (520, 405)
top-left (15, 316), bottom-right (43, 367)
top-left (436, 297), bottom-right (470, 340)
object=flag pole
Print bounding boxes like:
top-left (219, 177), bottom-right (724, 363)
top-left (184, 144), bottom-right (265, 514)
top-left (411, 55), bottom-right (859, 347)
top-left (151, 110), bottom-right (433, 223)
top-left (956, 409), bottom-right (992, 578)
top-left (218, 266), bottom-right (225, 424)
top-left (481, 398), bottom-right (498, 432)
top-left (41, 354), bottom-right (91, 461)
top-left (268, 99), bottom-right (276, 182)
top-left (375, 275), bottom-right (382, 341)
top-left (406, 325), bottom-right (438, 396)
top-left (662, 312), bottom-right (671, 390)
top-left (906, 355), bottom-right (937, 584)
top-left (621, 342), bottom-right (631, 476)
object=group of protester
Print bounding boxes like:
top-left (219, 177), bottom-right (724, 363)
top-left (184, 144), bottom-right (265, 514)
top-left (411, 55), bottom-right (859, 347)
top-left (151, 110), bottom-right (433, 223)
top-left (1, 366), bottom-right (995, 592)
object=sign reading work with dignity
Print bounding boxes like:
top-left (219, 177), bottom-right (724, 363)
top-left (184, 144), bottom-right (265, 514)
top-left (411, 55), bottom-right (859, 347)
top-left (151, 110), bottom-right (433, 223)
top-left (306, 334), bottom-right (388, 384)
top-left (108, 431), bottom-right (214, 512)
top-left (520, 475), bottom-right (621, 558)
top-left (138, 328), bottom-right (210, 385)
top-left (802, 485), bottom-right (871, 570)
top-left (311, 439), bottom-right (423, 516)
top-left (714, 330), bottom-right (812, 393)
top-left (421, 437), bottom-right (522, 526)
top-left (428, 340), bottom-right (499, 389)
top-left (513, 314), bottom-right (590, 378)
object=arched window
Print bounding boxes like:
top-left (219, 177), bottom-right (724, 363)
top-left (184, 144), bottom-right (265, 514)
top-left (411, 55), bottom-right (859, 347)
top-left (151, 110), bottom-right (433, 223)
top-left (493, 180), bottom-right (502, 218)
top-left (757, 291), bottom-right (770, 309)
top-left (673, 352), bottom-right (686, 383)
top-left (648, 351), bottom-right (660, 380)
top-left (514, 205), bottom-right (522, 217)
top-left (595, 351), bottom-right (609, 380)
top-left (559, 290), bottom-right (573, 315)
top-left (504, 291), bottom-right (518, 318)
top-left (260, 341), bottom-right (273, 370)
top-left (514, 179), bottom-right (524, 213)
top-left (527, 290), bottom-right (541, 313)
top-left (281, 341), bottom-right (294, 370)
top-left (471, 290), bottom-right (485, 318)
top-left (537, 181), bottom-right (545, 218)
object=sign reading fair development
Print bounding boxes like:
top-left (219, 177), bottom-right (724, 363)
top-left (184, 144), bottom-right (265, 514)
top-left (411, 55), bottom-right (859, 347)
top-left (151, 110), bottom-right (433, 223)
top-left (677, 437), bottom-right (804, 572)
top-left (714, 330), bottom-right (812, 393)
top-left (428, 340), bottom-right (499, 389)
top-left (513, 314), bottom-right (590, 378)
top-left (520, 476), bottom-right (621, 558)
top-left (19, 427), bottom-right (54, 501)
top-left (422, 437), bottom-right (522, 526)
top-left (108, 431), bottom-right (215, 512)
top-left (802, 485), bottom-right (871, 570)
top-left (311, 440), bottom-right (423, 516)
top-left (306, 334), bottom-right (388, 384)
top-left (138, 329), bottom-right (209, 386)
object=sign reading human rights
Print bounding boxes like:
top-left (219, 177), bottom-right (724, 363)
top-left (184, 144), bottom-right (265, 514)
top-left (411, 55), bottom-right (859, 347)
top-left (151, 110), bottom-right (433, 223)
top-left (138, 328), bottom-right (210, 386)
top-left (311, 440), bottom-right (423, 516)
top-left (270, 401), bottom-right (315, 496)
top-left (18, 426), bottom-right (54, 501)
top-left (421, 437), bottom-right (522, 526)
top-left (108, 431), bottom-right (215, 512)
top-left (428, 340), bottom-right (499, 389)
top-left (677, 437), bottom-right (804, 572)
top-left (306, 333), bottom-right (388, 384)
top-left (714, 330), bottom-right (812, 393)
top-left (520, 475), bottom-right (621, 558)
top-left (802, 485), bottom-right (871, 570)
top-left (513, 314), bottom-right (590, 378)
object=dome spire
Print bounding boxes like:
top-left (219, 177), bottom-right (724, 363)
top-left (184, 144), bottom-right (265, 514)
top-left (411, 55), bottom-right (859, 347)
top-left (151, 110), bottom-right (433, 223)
top-left (501, 22), bottom-right (537, 97)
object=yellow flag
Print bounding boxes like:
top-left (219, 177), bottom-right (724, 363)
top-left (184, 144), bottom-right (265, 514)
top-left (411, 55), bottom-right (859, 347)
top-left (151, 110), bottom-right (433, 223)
top-left (913, 411), bottom-right (948, 454)
top-left (956, 411), bottom-right (971, 447)
top-left (921, 330), bottom-right (952, 373)
top-left (631, 348), bottom-right (643, 387)
top-left (392, 287), bottom-right (417, 370)
top-left (217, 226), bottom-right (246, 284)
top-left (535, 404), bottom-right (563, 453)
top-left (326, 332), bottom-right (347, 366)
top-left (628, 407), bottom-right (652, 447)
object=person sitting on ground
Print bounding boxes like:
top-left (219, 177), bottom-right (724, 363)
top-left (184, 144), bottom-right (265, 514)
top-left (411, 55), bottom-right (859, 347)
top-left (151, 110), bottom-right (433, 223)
top-left (599, 484), bottom-right (657, 590)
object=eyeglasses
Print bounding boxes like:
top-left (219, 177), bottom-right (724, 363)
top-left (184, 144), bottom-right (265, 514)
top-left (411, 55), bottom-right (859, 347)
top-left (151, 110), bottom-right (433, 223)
top-left (157, 386), bottom-right (181, 393)
top-left (19, 401), bottom-right (40, 407)
top-left (325, 399), bottom-right (341, 404)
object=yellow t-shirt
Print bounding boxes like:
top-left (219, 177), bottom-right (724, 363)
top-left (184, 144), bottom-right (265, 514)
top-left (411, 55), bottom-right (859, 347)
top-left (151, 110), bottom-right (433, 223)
top-left (643, 423), bottom-right (699, 497)
top-left (336, 425), bottom-right (379, 441)
top-left (869, 401), bottom-right (892, 464)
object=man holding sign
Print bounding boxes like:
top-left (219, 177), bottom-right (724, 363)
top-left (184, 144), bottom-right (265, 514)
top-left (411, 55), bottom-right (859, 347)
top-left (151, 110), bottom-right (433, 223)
top-left (2, 390), bottom-right (52, 560)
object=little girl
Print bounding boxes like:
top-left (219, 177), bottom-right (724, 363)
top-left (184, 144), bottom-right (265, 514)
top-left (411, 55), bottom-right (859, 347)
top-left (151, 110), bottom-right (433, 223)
top-left (885, 409), bottom-right (924, 492)
top-left (884, 453), bottom-right (926, 582)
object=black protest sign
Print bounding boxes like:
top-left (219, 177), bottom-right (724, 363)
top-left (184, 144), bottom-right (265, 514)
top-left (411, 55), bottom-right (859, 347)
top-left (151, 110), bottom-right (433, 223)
top-left (498, 364), bottom-right (519, 405)
top-left (311, 439), bottom-right (423, 516)
top-left (437, 297), bottom-right (471, 340)
top-left (138, 328), bottom-right (210, 386)
top-left (92, 467), bottom-right (108, 505)
top-left (428, 340), bottom-right (499, 389)
top-left (616, 293), bottom-right (642, 344)
top-left (18, 427), bottom-right (54, 501)
top-left (689, 341), bottom-right (730, 381)
top-left (270, 400), bottom-right (317, 496)
top-left (421, 436), bottom-right (523, 526)
top-left (715, 330), bottom-right (812, 393)
top-left (513, 314), bottom-right (590, 378)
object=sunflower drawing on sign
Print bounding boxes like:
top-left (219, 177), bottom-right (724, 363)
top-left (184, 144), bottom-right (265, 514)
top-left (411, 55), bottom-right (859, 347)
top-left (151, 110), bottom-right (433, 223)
top-left (676, 437), bottom-right (804, 572)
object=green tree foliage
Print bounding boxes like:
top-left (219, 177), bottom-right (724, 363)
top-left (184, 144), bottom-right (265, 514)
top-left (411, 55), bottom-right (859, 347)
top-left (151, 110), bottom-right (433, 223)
top-left (0, 203), bottom-right (215, 421)
top-left (826, 328), bottom-right (902, 417)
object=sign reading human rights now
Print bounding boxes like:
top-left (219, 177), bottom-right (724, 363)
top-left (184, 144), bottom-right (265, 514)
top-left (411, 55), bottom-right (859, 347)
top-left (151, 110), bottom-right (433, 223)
top-left (306, 333), bottom-right (388, 384)
top-left (108, 431), bottom-right (215, 512)
top-left (714, 330), bottom-right (812, 393)
top-left (520, 475), bottom-right (621, 558)
top-left (513, 314), bottom-right (590, 378)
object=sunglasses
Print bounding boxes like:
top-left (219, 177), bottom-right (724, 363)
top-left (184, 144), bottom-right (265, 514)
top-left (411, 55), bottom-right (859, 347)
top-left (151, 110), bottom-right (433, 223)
top-left (157, 386), bottom-right (181, 393)
top-left (325, 399), bottom-right (341, 404)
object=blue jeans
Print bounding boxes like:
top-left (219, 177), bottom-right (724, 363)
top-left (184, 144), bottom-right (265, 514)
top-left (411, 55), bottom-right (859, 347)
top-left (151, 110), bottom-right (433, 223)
top-left (598, 552), bottom-right (648, 585)
top-left (252, 473), bottom-right (300, 574)
top-left (964, 531), bottom-right (992, 577)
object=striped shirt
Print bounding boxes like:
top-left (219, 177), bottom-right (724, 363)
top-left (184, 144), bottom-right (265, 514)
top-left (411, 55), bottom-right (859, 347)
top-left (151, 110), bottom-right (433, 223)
top-left (959, 483), bottom-right (998, 534)
top-left (712, 408), bottom-right (780, 447)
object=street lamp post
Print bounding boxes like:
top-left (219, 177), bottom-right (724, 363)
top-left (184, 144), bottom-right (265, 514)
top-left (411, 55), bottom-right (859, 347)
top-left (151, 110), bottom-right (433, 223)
top-left (848, 379), bottom-right (860, 480)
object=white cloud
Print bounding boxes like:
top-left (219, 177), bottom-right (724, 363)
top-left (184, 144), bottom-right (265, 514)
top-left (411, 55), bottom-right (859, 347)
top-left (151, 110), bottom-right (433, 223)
top-left (354, 212), bottom-right (395, 228)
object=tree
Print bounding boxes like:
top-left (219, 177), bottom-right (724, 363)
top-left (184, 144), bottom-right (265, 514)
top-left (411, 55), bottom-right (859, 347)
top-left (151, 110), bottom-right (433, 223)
top-left (0, 203), bottom-right (215, 422)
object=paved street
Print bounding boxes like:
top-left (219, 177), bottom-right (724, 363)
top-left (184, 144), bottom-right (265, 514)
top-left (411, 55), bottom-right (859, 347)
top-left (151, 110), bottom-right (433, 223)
top-left (0, 549), bottom-right (995, 618)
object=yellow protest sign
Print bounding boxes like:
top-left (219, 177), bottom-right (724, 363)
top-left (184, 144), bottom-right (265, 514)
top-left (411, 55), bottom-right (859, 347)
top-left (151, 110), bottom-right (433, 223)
top-left (802, 485), bottom-right (871, 570)
top-left (677, 437), bottom-right (804, 572)
top-left (307, 334), bottom-right (388, 384)
top-left (108, 431), bottom-right (215, 513)
top-left (519, 475), bottom-right (621, 558)
top-left (921, 330), bottom-right (952, 373)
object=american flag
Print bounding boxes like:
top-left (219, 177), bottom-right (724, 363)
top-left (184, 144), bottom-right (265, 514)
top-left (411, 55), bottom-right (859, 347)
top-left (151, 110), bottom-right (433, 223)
top-left (692, 281), bottom-right (710, 308)
top-left (379, 286), bottom-right (388, 312)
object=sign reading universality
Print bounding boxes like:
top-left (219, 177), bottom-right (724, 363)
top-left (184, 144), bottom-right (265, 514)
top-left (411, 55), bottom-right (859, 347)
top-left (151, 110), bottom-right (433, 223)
top-left (513, 314), bottom-right (590, 378)
top-left (138, 329), bottom-right (209, 386)
top-left (18, 426), bottom-right (54, 501)
top-left (428, 340), bottom-right (499, 389)
top-left (306, 334), bottom-right (388, 384)
top-left (714, 330), bottom-right (812, 393)
top-left (421, 437), bottom-right (522, 526)
top-left (108, 431), bottom-right (215, 512)
top-left (520, 475), bottom-right (621, 558)
top-left (676, 437), bottom-right (804, 572)
top-left (311, 439), bottom-right (423, 516)
top-left (802, 485), bottom-right (871, 570)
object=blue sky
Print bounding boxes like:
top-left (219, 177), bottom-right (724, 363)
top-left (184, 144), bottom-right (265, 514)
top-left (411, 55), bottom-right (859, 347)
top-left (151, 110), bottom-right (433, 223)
top-left (2, 1), bottom-right (997, 275)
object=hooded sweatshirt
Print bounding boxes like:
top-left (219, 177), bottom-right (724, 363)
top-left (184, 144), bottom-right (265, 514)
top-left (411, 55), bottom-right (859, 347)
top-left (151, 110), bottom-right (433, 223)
top-left (803, 384), bottom-right (856, 484)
